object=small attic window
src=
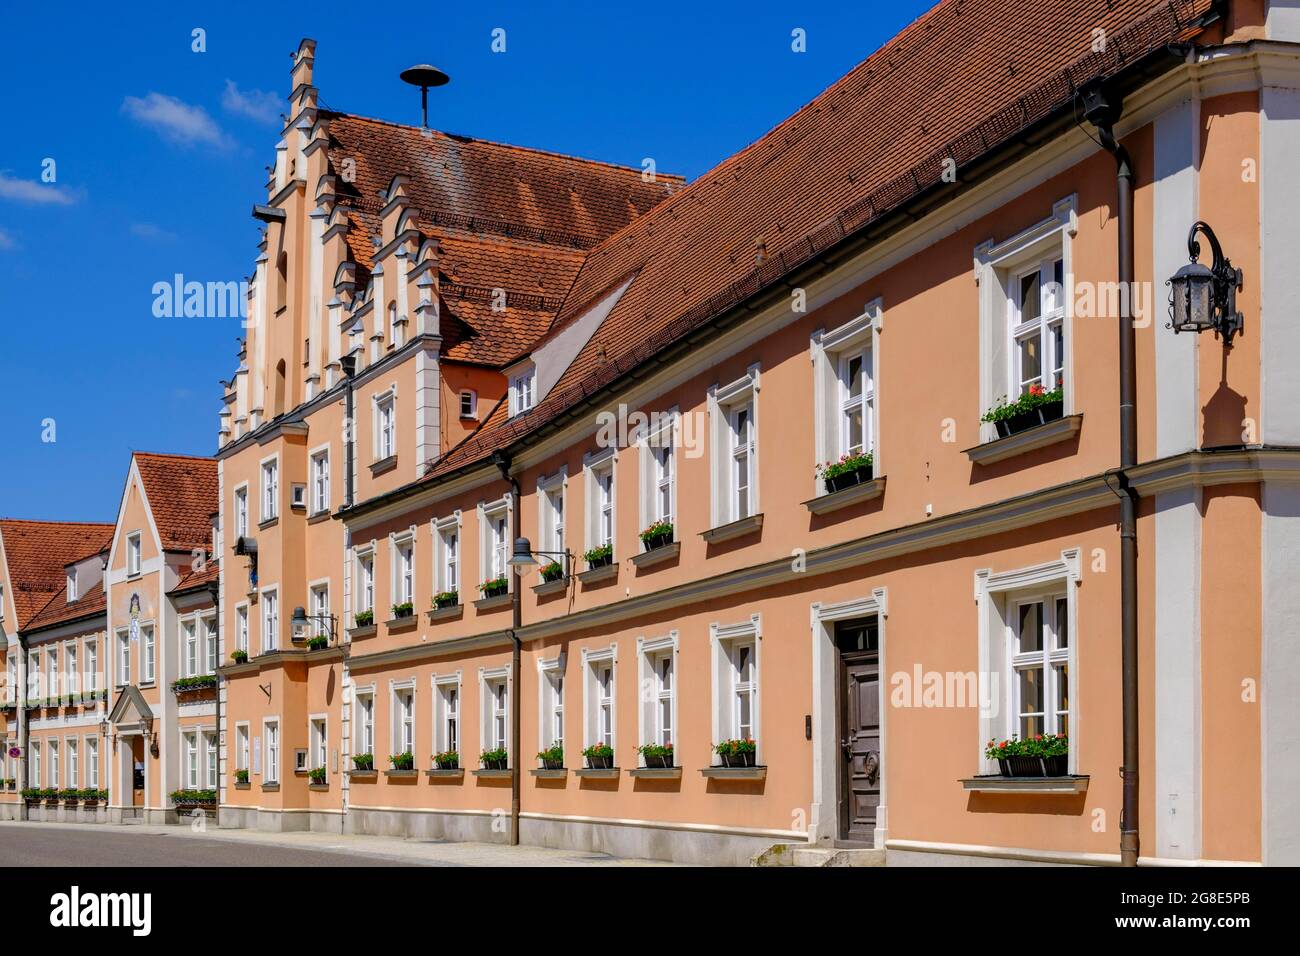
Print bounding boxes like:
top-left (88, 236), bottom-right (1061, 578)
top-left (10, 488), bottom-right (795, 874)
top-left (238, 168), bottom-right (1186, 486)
top-left (508, 366), bottom-right (536, 417)
top-left (67, 567), bottom-right (77, 603)
top-left (460, 390), bottom-right (478, 419)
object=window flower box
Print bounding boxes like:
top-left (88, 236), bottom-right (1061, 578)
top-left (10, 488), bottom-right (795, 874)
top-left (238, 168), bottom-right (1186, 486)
top-left (391, 601), bottom-right (414, 619)
top-left (235, 769), bottom-right (250, 785)
top-left (536, 742), bottom-right (564, 771)
top-left (171, 674), bottom-right (218, 694)
top-left (981, 385), bottom-right (1064, 438)
top-left (540, 561), bottom-right (565, 584)
top-left (433, 590), bottom-right (459, 610)
top-left (305, 635), bottom-right (329, 651)
top-left (479, 748), bottom-right (508, 771)
top-left (170, 788), bottom-right (217, 807)
top-left (351, 753), bottom-right (375, 772)
top-left (636, 743), bottom-right (674, 769)
top-left (308, 767), bottom-right (327, 785)
top-left (230, 649), bottom-right (249, 665)
top-left (817, 452), bottom-right (873, 494)
top-left (714, 738), bottom-right (757, 768)
top-left (638, 521), bottom-right (674, 552)
top-left (433, 750), bottom-right (459, 771)
top-left (581, 743), bottom-right (614, 770)
top-left (389, 751), bottom-right (414, 771)
top-left (478, 577), bottom-right (508, 599)
top-left (583, 544), bottom-right (613, 570)
top-left (985, 734), bottom-right (1068, 777)
top-left (353, 609), bottom-right (375, 628)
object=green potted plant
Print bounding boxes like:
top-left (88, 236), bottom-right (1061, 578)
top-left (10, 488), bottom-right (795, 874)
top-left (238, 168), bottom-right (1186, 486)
top-left (433, 750), bottom-right (459, 770)
top-left (714, 738), bottom-right (757, 768)
top-left (308, 767), bottom-right (327, 785)
top-left (231, 649), bottom-right (249, 665)
top-left (581, 742), bottom-right (614, 770)
top-left (1039, 733), bottom-right (1068, 776)
top-left (636, 742), bottom-right (674, 769)
top-left (536, 742), bottom-right (564, 770)
top-left (353, 609), bottom-right (375, 627)
top-left (479, 747), bottom-right (508, 771)
top-left (389, 751), bottom-right (415, 771)
top-left (391, 601), bottom-right (414, 619)
top-left (433, 590), bottom-right (459, 609)
top-left (306, 635), bottom-right (329, 651)
top-left (540, 561), bottom-right (565, 583)
top-left (583, 544), bottom-right (613, 569)
top-left (984, 736), bottom-right (1044, 777)
top-left (817, 452), bottom-right (874, 493)
top-left (478, 576), bottom-right (508, 599)
top-left (639, 521), bottom-right (674, 551)
top-left (351, 752), bottom-right (374, 772)
top-left (981, 384), bottom-right (1064, 438)
top-left (235, 768), bottom-right (250, 785)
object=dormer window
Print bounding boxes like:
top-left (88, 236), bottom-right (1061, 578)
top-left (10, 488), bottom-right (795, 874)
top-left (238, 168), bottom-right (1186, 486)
top-left (126, 532), bottom-right (142, 577)
top-left (460, 390), bottom-right (478, 420)
top-left (509, 366), bottom-right (536, 417)
top-left (66, 568), bottom-right (77, 602)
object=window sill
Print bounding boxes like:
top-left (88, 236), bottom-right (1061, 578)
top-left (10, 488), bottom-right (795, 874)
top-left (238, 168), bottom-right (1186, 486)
top-left (347, 624), bottom-right (377, 639)
top-left (532, 577), bottom-right (569, 596)
top-left (474, 592), bottom-right (512, 611)
top-left (631, 541), bottom-right (680, 569)
top-left (803, 476), bottom-right (887, 516)
top-left (471, 768), bottom-right (512, 779)
top-left (260, 782), bottom-right (280, 792)
top-left (308, 783), bottom-right (329, 792)
top-left (700, 514), bottom-right (763, 544)
top-left (383, 769), bottom-right (419, 779)
top-left (960, 774), bottom-right (1089, 794)
top-left (369, 455), bottom-right (398, 477)
top-left (427, 603), bottom-right (463, 622)
top-left (425, 768), bottom-right (464, 779)
top-left (385, 615), bottom-right (418, 632)
top-left (963, 414), bottom-right (1082, 466)
top-left (700, 766), bottom-right (767, 780)
top-left (307, 510), bottom-right (332, 526)
top-left (578, 563), bottom-right (618, 586)
top-left (233, 781), bottom-right (251, 790)
top-left (258, 517), bottom-right (279, 531)
top-left (628, 766), bottom-right (682, 779)
top-left (574, 767), bottom-right (621, 779)
top-left (529, 768), bottom-right (568, 779)
top-left (346, 769), bottom-right (377, 780)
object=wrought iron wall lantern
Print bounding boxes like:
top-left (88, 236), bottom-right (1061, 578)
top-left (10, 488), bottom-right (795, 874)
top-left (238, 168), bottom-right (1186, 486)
top-left (1167, 220), bottom-right (1244, 348)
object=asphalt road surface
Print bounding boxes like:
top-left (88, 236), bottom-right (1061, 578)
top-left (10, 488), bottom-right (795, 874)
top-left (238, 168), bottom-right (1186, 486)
top-left (0, 825), bottom-right (424, 867)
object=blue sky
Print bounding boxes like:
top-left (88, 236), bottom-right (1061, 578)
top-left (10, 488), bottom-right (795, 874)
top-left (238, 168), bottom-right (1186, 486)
top-left (0, 0), bottom-right (934, 521)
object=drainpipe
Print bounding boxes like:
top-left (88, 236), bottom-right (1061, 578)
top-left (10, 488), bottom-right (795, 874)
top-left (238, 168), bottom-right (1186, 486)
top-left (1082, 81), bottom-right (1140, 867)
top-left (341, 355), bottom-right (357, 509)
top-left (492, 450), bottom-right (522, 847)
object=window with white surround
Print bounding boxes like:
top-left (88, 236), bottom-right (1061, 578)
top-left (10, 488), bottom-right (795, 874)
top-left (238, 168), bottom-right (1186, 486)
top-left (65, 642), bottom-right (78, 697)
top-left (582, 646), bottom-right (616, 753)
top-left (234, 486), bottom-right (249, 539)
top-left (433, 514), bottom-right (460, 598)
top-left (87, 736), bottom-right (99, 787)
top-left (391, 533), bottom-right (415, 607)
top-left (537, 470), bottom-right (566, 578)
top-left (204, 732), bottom-right (217, 788)
top-left (638, 410), bottom-right (677, 535)
top-left (261, 590), bottom-right (278, 653)
top-left (28, 649), bottom-right (40, 699)
top-left (355, 689), bottom-right (375, 758)
top-left (142, 626), bottom-right (155, 684)
top-left (638, 633), bottom-right (678, 760)
top-left (973, 196), bottom-right (1077, 440)
top-left (479, 498), bottom-right (510, 587)
top-left (391, 682), bottom-right (415, 757)
top-left (86, 640), bottom-right (97, 693)
top-left (811, 302), bottom-right (881, 490)
top-left (117, 631), bottom-right (130, 686)
top-left (204, 616), bottom-right (217, 674)
top-left (48, 646), bottom-right (58, 697)
top-left (184, 731), bottom-right (199, 789)
top-left (261, 458), bottom-right (279, 522)
top-left (480, 669), bottom-right (510, 756)
top-left (67, 567), bottom-right (77, 602)
top-left (975, 551), bottom-right (1080, 773)
top-left (184, 620), bottom-right (198, 677)
top-left (708, 366), bottom-right (760, 527)
top-left (583, 449), bottom-right (615, 558)
top-left (236, 723), bottom-right (250, 771)
top-left (310, 448), bottom-right (330, 514)
top-left (264, 719), bottom-right (280, 783)
top-left (309, 584), bottom-right (329, 638)
top-left (537, 657), bottom-right (565, 758)
top-left (49, 739), bottom-right (59, 788)
top-left (509, 365), bottom-right (535, 416)
top-left (67, 737), bottom-right (78, 787)
top-left (374, 390), bottom-right (396, 461)
top-left (433, 675), bottom-right (460, 755)
top-left (30, 740), bottom-right (40, 787)
top-left (235, 605), bottom-right (249, 654)
top-left (459, 390), bottom-right (477, 419)
top-left (126, 532), bottom-right (142, 576)
top-left (310, 717), bottom-right (327, 771)
top-left (711, 615), bottom-right (761, 758)
top-left (355, 549), bottom-right (375, 614)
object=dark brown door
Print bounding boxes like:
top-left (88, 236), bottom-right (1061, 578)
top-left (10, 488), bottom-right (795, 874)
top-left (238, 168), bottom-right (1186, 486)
top-left (836, 619), bottom-right (880, 845)
top-left (131, 737), bottom-right (145, 807)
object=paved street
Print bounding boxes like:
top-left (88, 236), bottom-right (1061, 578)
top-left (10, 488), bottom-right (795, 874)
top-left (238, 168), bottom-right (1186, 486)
top-left (0, 821), bottom-right (675, 867)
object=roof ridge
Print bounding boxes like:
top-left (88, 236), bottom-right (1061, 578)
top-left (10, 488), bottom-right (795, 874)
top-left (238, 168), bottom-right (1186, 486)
top-left (0, 517), bottom-right (113, 528)
top-left (133, 450), bottom-right (217, 463)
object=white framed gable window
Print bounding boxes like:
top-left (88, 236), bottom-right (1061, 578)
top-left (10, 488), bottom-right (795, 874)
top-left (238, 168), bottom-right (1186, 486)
top-left (637, 632), bottom-right (678, 763)
top-left (637, 409), bottom-right (677, 538)
top-left (536, 470), bottom-right (566, 579)
top-left (708, 366), bottom-right (760, 527)
top-left (141, 626), bottom-right (155, 684)
top-left (310, 447), bottom-right (330, 515)
top-left (812, 301), bottom-right (882, 493)
top-left (710, 615), bottom-right (761, 760)
top-left (508, 365), bottom-right (536, 416)
top-left (479, 498), bottom-right (511, 588)
top-left (480, 667), bottom-right (511, 758)
top-left (583, 448), bottom-right (615, 561)
top-left (432, 514), bottom-right (461, 599)
top-left (581, 645), bottom-right (617, 754)
top-left (432, 673), bottom-right (461, 756)
top-left (373, 389), bottom-right (396, 462)
top-left (537, 656), bottom-right (565, 760)
top-left (391, 681), bottom-right (415, 759)
top-left (260, 456), bottom-right (279, 522)
top-left (126, 531), bottom-right (142, 576)
top-left (974, 196), bottom-right (1077, 440)
top-left (975, 550), bottom-right (1080, 774)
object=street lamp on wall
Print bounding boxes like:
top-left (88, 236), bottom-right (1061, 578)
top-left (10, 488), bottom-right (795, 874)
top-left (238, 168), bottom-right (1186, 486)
top-left (289, 606), bottom-right (338, 645)
top-left (507, 537), bottom-right (571, 579)
top-left (1168, 220), bottom-right (1244, 348)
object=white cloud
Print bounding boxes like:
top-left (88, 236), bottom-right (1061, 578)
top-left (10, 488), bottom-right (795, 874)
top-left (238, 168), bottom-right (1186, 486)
top-left (0, 171), bottom-right (76, 205)
top-left (122, 93), bottom-right (227, 148)
top-left (130, 222), bottom-right (177, 242)
top-left (0, 228), bottom-right (16, 250)
top-left (221, 80), bottom-right (281, 126)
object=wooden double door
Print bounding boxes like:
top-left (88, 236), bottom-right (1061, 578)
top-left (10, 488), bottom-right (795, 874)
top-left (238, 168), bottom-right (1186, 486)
top-left (836, 618), bottom-right (880, 846)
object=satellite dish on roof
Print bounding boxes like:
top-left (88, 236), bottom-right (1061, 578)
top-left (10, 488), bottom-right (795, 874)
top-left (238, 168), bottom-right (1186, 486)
top-left (400, 64), bottom-right (450, 128)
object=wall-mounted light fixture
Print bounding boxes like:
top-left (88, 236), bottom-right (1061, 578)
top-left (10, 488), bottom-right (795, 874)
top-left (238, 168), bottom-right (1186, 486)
top-left (1168, 220), bottom-right (1244, 348)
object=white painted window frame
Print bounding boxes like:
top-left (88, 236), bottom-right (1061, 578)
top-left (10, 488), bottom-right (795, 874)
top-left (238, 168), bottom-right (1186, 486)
top-left (479, 666), bottom-right (511, 757)
top-left (478, 497), bottom-right (511, 588)
top-left (710, 614), bottom-right (762, 761)
top-left (536, 654), bottom-right (566, 760)
top-left (432, 513), bottom-right (461, 596)
top-left (390, 678), bottom-right (416, 758)
top-left (259, 454), bottom-right (280, 523)
top-left (583, 447), bottom-right (616, 555)
top-left (707, 365), bottom-right (761, 527)
top-left (431, 672), bottom-right (462, 755)
top-left (637, 632), bottom-right (679, 763)
top-left (536, 469), bottom-right (567, 581)
top-left (309, 444), bottom-right (331, 515)
top-left (581, 645), bottom-right (618, 753)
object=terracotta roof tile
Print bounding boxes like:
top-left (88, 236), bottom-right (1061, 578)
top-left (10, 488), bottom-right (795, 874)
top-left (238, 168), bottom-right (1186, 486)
top-left (26, 586), bottom-right (107, 633)
top-left (0, 519), bottom-right (113, 630)
top-left (170, 560), bottom-right (220, 596)
top-left (134, 452), bottom-right (218, 552)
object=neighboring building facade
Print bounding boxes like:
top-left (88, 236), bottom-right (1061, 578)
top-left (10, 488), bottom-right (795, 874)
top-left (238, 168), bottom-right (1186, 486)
top-left (6, 0), bottom-right (1300, 867)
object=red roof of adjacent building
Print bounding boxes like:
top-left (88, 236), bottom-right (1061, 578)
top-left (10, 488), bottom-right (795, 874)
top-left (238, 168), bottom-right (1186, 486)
top-left (403, 0), bottom-right (1214, 485)
top-left (133, 452), bottom-right (218, 552)
top-left (26, 586), bottom-right (107, 633)
top-left (0, 519), bottom-right (113, 630)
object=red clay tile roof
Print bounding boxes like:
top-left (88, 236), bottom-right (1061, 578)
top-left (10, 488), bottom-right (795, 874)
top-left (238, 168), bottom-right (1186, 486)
top-left (0, 520), bottom-right (113, 630)
top-left (26, 585), bottom-right (107, 633)
top-left (170, 560), bottom-right (220, 596)
top-left (134, 452), bottom-right (218, 552)
top-left (401, 0), bottom-right (1213, 486)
